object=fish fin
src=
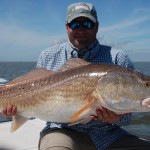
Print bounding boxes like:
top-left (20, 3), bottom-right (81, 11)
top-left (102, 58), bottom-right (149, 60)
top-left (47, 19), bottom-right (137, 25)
top-left (59, 58), bottom-right (91, 72)
top-left (70, 97), bottom-right (97, 120)
top-left (5, 68), bottom-right (54, 87)
top-left (68, 117), bottom-right (92, 126)
top-left (68, 119), bottom-right (83, 126)
top-left (81, 117), bottom-right (92, 124)
top-left (11, 115), bottom-right (28, 133)
top-left (142, 97), bottom-right (150, 108)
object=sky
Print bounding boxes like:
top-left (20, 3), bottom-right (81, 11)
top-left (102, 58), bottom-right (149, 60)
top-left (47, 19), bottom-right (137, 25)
top-left (0, 0), bottom-right (150, 62)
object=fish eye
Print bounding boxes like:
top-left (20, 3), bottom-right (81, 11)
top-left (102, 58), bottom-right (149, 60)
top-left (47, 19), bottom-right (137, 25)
top-left (144, 82), bottom-right (150, 87)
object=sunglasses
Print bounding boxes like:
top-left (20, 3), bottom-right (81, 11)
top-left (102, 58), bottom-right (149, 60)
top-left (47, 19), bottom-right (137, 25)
top-left (68, 20), bottom-right (95, 30)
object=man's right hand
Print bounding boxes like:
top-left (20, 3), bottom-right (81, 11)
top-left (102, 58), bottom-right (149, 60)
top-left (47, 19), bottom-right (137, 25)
top-left (2, 105), bottom-right (17, 118)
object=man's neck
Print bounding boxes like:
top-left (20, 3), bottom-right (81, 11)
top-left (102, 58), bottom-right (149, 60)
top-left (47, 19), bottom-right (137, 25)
top-left (68, 39), bottom-right (97, 51)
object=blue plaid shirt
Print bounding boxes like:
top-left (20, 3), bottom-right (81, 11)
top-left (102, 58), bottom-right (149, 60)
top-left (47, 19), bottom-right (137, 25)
top-left (37, 39), bottom-right (134, 150)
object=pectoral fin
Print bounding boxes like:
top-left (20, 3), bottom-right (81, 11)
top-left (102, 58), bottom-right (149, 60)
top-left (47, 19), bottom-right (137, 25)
top-left (68, 117), bottom-right (92, 126)
top-left (11, 115), bottom-right (28, 133)
top-left (70, 97), bottom-right (97, 120)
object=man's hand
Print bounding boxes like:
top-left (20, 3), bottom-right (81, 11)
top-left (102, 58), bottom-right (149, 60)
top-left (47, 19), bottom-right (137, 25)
top-left (2, 105), bottom-right (17, 118)
top-left (91, 107), bottom-right (122, 123)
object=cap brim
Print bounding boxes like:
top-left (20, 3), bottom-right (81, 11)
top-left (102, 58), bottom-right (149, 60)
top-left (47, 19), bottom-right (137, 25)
top-left (67, 13), bottom-right (96, 23)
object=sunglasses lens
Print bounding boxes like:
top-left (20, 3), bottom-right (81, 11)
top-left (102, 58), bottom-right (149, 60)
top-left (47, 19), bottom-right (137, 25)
top-left (68, 20), bottom-right (95, 30)
top-left (82, 20), bottom-right (95, 29)
top-left (68, 21), bottom-right (80, 30)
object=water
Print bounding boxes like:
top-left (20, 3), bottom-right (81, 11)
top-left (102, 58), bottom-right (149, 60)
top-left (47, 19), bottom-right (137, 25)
top-left (0, 61), bottom-right (150, 140)
top-left (0, 62), bottom-right (36, 84)
top-left (133, 62), bottom-right (150, 76)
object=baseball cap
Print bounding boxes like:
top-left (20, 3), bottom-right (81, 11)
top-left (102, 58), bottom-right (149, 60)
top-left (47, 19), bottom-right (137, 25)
top-left (66, 2), bottom-right (98, 23)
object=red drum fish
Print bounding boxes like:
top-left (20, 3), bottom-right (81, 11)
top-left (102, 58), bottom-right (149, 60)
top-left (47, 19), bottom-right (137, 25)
top-left (0, 58), bottom-right (150, 132)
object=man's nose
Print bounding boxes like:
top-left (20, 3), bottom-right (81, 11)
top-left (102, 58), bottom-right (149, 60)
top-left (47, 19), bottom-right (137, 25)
top-left (76, 26), bottom-right (86, 32)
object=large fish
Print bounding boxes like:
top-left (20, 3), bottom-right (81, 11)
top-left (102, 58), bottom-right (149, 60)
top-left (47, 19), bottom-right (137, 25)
top-left (0, 58), bottom-right (150, 132)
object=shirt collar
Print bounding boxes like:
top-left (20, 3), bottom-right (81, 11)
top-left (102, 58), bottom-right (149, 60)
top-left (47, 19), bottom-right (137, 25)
top-left (68, 39), bottom-right (100, 60)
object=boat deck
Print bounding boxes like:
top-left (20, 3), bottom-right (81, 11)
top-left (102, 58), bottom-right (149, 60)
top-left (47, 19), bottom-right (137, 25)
top-left (0, 116), bottom-right (149, 150)
top-left (0, 119), bottom-right (45, 150)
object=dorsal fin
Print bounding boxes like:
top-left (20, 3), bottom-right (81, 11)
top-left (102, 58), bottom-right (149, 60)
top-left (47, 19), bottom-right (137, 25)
top-left (59, 58), bottom-right (91, 72)
top-left (5, 68), bottom-right (54, 87)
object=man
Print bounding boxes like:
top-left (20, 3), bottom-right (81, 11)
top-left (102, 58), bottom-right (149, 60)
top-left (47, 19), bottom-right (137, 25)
top-left (3, 2), bottom-right (150, 150)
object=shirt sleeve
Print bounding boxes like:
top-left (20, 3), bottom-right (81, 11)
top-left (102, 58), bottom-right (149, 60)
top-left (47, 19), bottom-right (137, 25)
top-left (115, 51), bottom-right (134, 70)
top-left (36, 51), bottom-right (43, 68)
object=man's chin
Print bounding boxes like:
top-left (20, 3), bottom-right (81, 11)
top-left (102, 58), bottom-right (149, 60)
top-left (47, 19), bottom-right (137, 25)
top-left (75, 43), bottom-right (88, 50)
top-left (76, 39), bottom-right (88, 44)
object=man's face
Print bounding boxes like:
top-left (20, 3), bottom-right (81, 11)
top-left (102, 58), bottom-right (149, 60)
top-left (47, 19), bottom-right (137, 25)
top-left (66, 17), bottom-right (98, 50)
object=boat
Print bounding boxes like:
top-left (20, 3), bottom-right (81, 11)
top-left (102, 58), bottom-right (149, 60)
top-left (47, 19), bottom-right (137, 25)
top-left (0, 115), bottom-right (45, 150)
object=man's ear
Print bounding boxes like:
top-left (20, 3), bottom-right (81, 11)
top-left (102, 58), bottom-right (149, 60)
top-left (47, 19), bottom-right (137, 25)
top-left (65, 22), bottom-right (69, 30)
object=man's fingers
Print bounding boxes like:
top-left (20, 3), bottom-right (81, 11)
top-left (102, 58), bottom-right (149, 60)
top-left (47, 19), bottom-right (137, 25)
top-left (7, 105), bottom-right (13, 116)
top-left (98, 107), bottom-right (110, 119)
top-left (96, 108), bottom-right (105, 121)
top-left (90, 115), bottom-right (99, 120)
top-left (12, 106), bottom-right (17, 116)
top-left (108, 110), bottom-right (121, 121)
top-left (94, 107), bottom-right (123, 123)
top-left (2, 108), bottom-right (7, 117)
top-left (2, 105), bottom-right (16, 118)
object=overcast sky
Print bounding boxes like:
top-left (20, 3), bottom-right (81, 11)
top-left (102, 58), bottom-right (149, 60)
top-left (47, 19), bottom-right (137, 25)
top-left (0, 0), bottom-right (150, 62)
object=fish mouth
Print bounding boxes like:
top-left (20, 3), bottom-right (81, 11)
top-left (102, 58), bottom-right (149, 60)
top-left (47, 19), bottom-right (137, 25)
top-left (142, 97), bottom-right (150, 108)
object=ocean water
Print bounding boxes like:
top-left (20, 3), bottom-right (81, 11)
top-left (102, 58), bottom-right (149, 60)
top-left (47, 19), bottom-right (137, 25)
top-left (0, 61), bottom-right (150, 140)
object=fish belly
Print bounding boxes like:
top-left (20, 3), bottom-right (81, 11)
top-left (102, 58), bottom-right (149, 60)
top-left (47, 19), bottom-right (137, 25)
top-left (32, 95), bottom-right (98, 123)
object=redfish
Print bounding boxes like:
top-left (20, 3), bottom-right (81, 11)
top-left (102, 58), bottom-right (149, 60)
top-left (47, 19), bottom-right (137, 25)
top-left (0, 58), bottom-right (150, 132)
